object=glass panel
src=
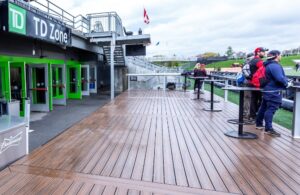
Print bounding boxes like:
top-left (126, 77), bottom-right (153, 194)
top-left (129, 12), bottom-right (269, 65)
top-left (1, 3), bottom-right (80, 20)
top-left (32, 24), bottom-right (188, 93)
top-left (81, 67), bottom-right (88, 91)
top-left (10, 67), bottom-right (22, 101)
top-left (52, 67), bottom-right (57, 97)
top-left (0, 67), bottom-right (3, 98)
top-left (90, 67), bottom-right (96, 90)
top-left (70, 68), bottom-right (77, 93)
top-left (10, 67), bottom-right (23, 111)
top-left (35, 67), bottom-right (46, 104)
top-left (58, 67), bottom-right (63, 95)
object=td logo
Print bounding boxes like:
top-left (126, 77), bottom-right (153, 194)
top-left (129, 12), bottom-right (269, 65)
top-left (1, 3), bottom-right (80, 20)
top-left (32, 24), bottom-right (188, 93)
top-left (8, 3), bottom-right (26, 35)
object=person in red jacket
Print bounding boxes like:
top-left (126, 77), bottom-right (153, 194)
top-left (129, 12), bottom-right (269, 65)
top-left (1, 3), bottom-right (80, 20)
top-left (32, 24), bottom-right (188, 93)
top-left (249, 47), bottom-right (268, 120)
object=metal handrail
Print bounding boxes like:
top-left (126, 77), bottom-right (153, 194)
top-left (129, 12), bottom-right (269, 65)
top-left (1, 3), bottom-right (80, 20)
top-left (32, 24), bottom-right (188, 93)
top-left (29, 0), bottom-right (75, 26)
top-left (10, 0), bottom-right (126, 36)
top-left (87, 12), bottom-right (123, 36)
top-left (126, 57), bottom-right (179, 73)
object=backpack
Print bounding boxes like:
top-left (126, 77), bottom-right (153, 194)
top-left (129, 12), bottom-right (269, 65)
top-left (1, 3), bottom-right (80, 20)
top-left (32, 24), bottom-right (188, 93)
top-left (242, 62), bottom-right (251, 80)
top-left (251, 65), bottom-right (269, 88)
top-left (236, 72), bottom-right (245, 86)
top-left (248, 58), bottom-right (261, 79)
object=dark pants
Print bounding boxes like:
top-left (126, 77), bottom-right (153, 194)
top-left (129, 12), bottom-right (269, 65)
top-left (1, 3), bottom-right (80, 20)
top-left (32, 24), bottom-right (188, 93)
top-left (194, 79), bottom-right (203, 90)
top-left (250, 91), bottom-right (262, 118)
top-left (256, 98), bottom-right (280, 130)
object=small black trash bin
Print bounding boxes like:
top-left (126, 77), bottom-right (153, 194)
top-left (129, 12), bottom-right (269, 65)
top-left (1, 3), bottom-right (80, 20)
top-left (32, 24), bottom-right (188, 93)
top-left (166, 82), bottom-right (176, 90)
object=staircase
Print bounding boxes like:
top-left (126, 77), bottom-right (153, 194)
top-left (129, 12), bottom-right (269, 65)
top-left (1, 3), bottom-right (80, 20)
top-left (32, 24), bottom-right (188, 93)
top-left (126, 56), bottom-right (179, 73)
top-left (103, 45), bottom-right (125, 66)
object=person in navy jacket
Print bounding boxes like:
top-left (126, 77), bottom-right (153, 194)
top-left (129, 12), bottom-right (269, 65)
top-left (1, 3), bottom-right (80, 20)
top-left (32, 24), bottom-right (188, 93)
top-left (256, 50), bottom-right (291, 136)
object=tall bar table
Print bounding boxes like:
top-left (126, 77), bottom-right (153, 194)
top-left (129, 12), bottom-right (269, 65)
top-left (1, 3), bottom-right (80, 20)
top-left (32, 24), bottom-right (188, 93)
top-left (188, 76), bottom-right (209, 100)
top-left (222, 86), bottom-right (261, 139)
top-left (203, 79), bottom-right (225, 112)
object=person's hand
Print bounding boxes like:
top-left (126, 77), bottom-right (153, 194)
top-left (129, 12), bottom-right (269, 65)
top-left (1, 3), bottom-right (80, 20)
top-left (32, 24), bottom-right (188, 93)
top-left (287, 81), bottom-right (293, 88)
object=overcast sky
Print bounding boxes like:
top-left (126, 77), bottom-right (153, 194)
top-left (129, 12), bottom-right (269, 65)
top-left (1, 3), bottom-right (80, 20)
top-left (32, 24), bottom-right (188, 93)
top-left (51, 0), bottom-right (300, 57)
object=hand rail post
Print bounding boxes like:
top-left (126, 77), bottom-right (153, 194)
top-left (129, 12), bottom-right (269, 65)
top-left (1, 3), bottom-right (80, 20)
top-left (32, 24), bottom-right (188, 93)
top-left (225, 79), bottom-right (228, 102)
top-left (164, 75), bottom-right (166, 91)
top-left (128, 75), bottom-right (130, 91)
top-left (47, 0), bottom-right (50, 15)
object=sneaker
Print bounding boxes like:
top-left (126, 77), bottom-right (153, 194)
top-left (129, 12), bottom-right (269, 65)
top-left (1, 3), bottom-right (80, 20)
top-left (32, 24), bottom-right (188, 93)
top-left (265, 129), bottom-right (281, 137)
top-left (249, 117), bottom-right (256, 121)
top-left (255, 125), bottom-right (264, 130)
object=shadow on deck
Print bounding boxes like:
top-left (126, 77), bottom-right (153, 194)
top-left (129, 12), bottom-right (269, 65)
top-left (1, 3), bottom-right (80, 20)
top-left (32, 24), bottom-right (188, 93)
top-left (0, 90), bottom-right (300, 195)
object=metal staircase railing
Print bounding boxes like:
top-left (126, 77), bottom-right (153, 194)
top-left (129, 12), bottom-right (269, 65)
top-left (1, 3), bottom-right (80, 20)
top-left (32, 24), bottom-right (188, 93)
top-left (103, 45), bottom-right (125, 66)
top-left (12, 0), bottom-right (123, 36)
top-left (126, 57), bottom-right (179, 73)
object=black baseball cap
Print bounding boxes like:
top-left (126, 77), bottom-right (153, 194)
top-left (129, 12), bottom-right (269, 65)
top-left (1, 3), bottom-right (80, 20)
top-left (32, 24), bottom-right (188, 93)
top-left (267, 50), bottom-right (281, 60)
top-left (254, 47), bottom-right (269, 54)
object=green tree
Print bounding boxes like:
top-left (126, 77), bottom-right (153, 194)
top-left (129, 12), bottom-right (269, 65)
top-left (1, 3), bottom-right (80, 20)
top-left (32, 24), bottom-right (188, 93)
top-left (226, 46), bottom-right (233, 58)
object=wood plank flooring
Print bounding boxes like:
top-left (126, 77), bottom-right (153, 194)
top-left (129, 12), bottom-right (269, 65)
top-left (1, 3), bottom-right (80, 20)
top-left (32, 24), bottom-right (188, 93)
top-left (0, 90), bottom-right (300, 195)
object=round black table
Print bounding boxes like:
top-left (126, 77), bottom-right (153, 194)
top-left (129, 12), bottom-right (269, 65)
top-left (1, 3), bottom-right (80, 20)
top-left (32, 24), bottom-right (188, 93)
top-left (188, 76), bottom-right (209, 100)
top-left (202, 79), bottom-right (225, 112)
top-left (222, 86), bottom-right (261, 139)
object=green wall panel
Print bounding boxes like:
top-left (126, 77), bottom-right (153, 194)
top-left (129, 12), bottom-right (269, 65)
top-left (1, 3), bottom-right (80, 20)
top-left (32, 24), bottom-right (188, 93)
top-left (0, 61), bottom-right (11, 101)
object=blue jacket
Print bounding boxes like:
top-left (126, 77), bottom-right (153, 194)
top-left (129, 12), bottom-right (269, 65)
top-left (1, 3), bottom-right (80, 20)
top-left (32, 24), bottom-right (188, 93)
top-left (263, 60), bottom-right (288, 103)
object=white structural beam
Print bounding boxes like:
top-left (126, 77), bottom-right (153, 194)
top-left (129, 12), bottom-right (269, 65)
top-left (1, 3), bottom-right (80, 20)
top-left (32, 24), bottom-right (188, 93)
top-left (110, 33), bottom-right (116, 100)
top-left (292, 86), bottom-right (300, 138)
top-left (91, 34), bottom-right (151, 45)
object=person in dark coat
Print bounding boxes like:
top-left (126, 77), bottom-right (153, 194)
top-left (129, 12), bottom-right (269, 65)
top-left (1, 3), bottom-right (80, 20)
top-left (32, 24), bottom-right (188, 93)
top-left (249, 47), bottom-right (268, 119)
top-left (256, 50), bottom-right (292, 136)
top-left (296, 63), bottom-right (300, 72)
top-left (193, 63), bottom-right (207, 91)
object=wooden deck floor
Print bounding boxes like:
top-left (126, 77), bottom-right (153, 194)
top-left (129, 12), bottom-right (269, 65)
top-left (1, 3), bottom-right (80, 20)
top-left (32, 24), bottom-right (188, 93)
top-left (1, 90), bottom-right (300, 195)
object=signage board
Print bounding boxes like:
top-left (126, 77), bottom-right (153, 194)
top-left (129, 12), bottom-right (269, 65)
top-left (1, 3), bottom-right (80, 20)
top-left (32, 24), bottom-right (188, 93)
top-left (126, 45), bottom-right (146, 56)
top-left (1, 2), bottom-right (71, 46)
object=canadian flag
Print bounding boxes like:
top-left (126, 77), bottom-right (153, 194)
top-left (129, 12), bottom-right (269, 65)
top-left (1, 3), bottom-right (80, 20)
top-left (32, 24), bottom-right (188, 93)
top-left (144, 8), bottom-right (150, 24)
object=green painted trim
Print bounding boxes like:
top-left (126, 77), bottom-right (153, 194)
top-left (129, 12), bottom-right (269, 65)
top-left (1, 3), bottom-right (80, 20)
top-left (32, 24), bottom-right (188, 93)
top-left (67, 64), bottom-right (82, 99)
top-left (67, 61), bottom-right (81, 66)
top-left (51, 66), bottom-right (65, 100)
top-left (48, 63), bottom-right (53, 111)
top-left (0, 62), bottom-right (11, 101)
top-left (0, 54), bottom-right (83, 110)
top-left (0, 55), bottom-right (65, 65)
top-left (32, 67), bottom-right (37, 104)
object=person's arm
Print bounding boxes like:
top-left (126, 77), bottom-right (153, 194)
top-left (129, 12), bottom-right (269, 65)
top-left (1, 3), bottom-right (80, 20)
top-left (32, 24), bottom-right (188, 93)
top-left (269, 64), bottom-right (288, 87)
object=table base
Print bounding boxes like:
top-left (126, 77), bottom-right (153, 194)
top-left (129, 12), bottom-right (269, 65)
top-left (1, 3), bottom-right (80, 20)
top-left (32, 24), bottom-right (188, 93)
top-left (192, 98), bottom-right (205, 100)
top-left (227, 119), bottom-right (255, 125)
top-left (225, 131), bottom-right (258, 139)
top-left (204, 100), bottom-right (220, 103)
top-left (203, 108), bottom-right (222, 112)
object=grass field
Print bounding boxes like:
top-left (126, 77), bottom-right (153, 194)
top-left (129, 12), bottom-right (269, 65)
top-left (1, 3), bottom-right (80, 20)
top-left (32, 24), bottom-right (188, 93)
top-left (283, 68), bottom-right (300, 76)
top-left (203, 84), bottom-right (293, 130)
top-left (184, 56), bottom-right (300, 76)
top-left (206, 55), bottom-right (300, 68)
